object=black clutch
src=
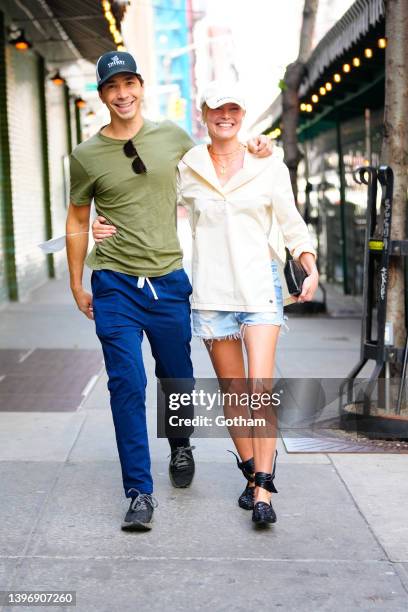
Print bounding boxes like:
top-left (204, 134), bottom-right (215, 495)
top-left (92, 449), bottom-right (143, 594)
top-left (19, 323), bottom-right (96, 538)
top-left (284, 258), bottom-right (307, 296)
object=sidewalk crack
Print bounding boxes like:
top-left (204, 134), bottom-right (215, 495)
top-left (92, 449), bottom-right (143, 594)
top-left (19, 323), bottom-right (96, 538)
top-left (327, 454), bottom-right (408, 597)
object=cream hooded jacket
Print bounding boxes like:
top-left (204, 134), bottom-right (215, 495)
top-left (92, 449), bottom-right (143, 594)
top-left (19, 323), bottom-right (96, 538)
top-left (178, 144), bottom-right (316, 313)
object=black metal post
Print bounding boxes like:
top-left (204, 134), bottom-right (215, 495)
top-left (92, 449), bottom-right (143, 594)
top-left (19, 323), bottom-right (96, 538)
top-left (63, 84), bottom-right (73, 153)
top-left (37, 54), bottom-right (54, 278)
top-left (336, 118), bottom-right (349, 294)
top-left (75, 103), bottom-right (82, 145)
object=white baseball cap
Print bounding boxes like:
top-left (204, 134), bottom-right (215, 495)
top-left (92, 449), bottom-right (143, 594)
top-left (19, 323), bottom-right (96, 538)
top-left (199, 81), bottom-right (246, 110)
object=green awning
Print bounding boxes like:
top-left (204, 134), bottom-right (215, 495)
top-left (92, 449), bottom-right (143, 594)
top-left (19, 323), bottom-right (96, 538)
top-left (1, 0), bottom-right (128, 63)
top-left (253, 0), bottom-right (386, 140)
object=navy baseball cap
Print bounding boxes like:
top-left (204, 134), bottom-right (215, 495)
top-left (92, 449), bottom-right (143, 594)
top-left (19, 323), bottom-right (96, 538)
top-left (96, 51), bottom-right (139, 89)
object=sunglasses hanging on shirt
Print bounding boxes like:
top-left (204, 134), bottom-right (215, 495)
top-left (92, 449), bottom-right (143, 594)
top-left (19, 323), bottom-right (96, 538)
top-left (123, 139), bottom-right (147, 174)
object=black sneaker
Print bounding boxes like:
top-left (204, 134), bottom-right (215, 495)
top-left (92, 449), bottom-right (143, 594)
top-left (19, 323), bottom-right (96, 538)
top-left (169, 445), bottom-right (195, 488)
top-left (121, 490), bottom-right (158, 531)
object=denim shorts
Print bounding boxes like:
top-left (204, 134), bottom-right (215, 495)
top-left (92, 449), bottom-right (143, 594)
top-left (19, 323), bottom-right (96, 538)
top-left (192, 260), bottom-right (288, 340)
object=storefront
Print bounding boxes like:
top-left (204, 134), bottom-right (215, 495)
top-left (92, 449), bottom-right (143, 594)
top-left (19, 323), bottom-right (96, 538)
top-left (256, 0), bottom-right (386, 295)
top-left (0, 0), bottom-right (125, 305)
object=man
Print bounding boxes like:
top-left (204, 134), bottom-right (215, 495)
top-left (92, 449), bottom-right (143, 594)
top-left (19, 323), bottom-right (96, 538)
top-left (66, 51), bottom-right (272, 531)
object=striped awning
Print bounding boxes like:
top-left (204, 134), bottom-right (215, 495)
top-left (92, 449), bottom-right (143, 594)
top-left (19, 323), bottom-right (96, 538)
top-left (251, 0), bottom-right (385, 133)
top-left (300, 0), bottom-right (385, 95)
top-left (3, 0), bottom-right (128, 64)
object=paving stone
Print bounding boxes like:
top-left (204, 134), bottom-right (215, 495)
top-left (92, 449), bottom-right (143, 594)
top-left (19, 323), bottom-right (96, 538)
top-left (0, 559), bottom-right (18, 590)
top-left (0, 350), bottom-right (29, 375)
top-left (6, 558), bottom-right (408, 612)
top-left (394, 563), bottom-right (408, 592)
top-left (330, 454), bottom-right (408, 562)
top-left (69, 409), bottom-right (330, 465)
top-left (25, 462), bottom-right (383, 562)
top-left (0, 462), bottom-right (60, 556)
top-left (0, 414), bottom-right (85, 461)
top-left (0, 350), bottom-right (103, 412)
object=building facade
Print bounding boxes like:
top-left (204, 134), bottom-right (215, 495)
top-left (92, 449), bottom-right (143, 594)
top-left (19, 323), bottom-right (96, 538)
top-left (153, 0), bottom-right (193, 133)
top-left (254, 0), bottom-right (387, 295)
top-left (0, 0), bottom-right (125, 307)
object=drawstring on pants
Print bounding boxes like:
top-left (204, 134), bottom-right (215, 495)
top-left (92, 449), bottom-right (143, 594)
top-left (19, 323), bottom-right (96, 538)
top-left (137, 276), bottom-right (159, 300)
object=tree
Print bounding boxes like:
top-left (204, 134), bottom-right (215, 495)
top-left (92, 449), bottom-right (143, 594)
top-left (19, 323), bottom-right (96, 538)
top-left (381, 0), bottom-right (408, 374)
top-left (281, 0), bottom-right (319, 202)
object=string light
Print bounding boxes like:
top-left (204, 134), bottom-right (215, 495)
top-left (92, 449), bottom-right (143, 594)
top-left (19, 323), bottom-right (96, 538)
top-left (104, 10), bottom-right (116, 24)
top-left (101, 0), bottom-right (127, 51)
top-left (302, 40), bottom-right (383, 119)
top-left (270, 127), bottom-right (281, 139)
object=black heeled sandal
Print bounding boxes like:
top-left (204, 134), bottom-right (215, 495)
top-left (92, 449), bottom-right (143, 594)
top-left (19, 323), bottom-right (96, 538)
top-left (228, 450), bottom-right (255, 510)
top-left (252, 451), bottom-right (278, 525)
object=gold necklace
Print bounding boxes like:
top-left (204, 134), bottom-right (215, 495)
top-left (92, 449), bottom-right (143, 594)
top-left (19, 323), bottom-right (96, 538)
top-left (209, 145), bottom-right (244, 175)
top-left (209, 144), bottom-right (243, 157)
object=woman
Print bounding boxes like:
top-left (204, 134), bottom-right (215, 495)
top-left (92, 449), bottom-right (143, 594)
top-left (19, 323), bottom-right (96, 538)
top-left (93, 82), bottom-right (319, 527)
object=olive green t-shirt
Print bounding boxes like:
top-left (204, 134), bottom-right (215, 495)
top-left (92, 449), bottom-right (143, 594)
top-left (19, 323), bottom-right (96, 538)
top-left (70, 119), bottom-right (194, 277)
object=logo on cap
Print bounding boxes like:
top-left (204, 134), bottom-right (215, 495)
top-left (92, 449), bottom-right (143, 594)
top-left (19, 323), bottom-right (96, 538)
top-left (108, 55), bottom-right (125, 68)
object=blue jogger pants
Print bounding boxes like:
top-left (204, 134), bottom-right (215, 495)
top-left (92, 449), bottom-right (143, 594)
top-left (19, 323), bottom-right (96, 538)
top-left (91, 267), bottom-right (194, 497)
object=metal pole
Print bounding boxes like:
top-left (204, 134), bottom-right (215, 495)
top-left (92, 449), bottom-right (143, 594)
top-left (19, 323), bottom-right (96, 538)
top-left (336, 118), bottom-right (349, 294)
top-left (37, 54), bottom-right (54, 279)
top-left (75, 103), bottom-right (82, 145)
top-left (63, 84), bottom-right (73, 152)
top-left (364, 108), bottom-right (371, 165)
top-left (396, 332), bottom-right (408, 414)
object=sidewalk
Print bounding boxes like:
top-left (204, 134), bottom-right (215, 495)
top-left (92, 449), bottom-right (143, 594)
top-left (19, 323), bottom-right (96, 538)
top-left (0, 268), bottom-right (407, 612)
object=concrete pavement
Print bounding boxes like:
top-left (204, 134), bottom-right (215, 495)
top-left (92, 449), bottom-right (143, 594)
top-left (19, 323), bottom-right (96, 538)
top-left (0, 267), bottom-right (407, 612)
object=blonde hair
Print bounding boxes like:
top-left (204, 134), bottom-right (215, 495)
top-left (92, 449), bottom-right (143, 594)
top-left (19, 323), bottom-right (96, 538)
top-left (201, 102), bottom-right (209, 124)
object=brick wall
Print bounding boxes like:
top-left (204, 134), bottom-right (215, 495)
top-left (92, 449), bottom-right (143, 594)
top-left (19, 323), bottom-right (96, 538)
top-left (0, 51), bottom-right (9, 305)
top-left (0, 133), bottom-right (8, 304)
top-left (6, 46), bottom-right (48, 300)
top-left (0, 10), bottom-right (14, 305)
